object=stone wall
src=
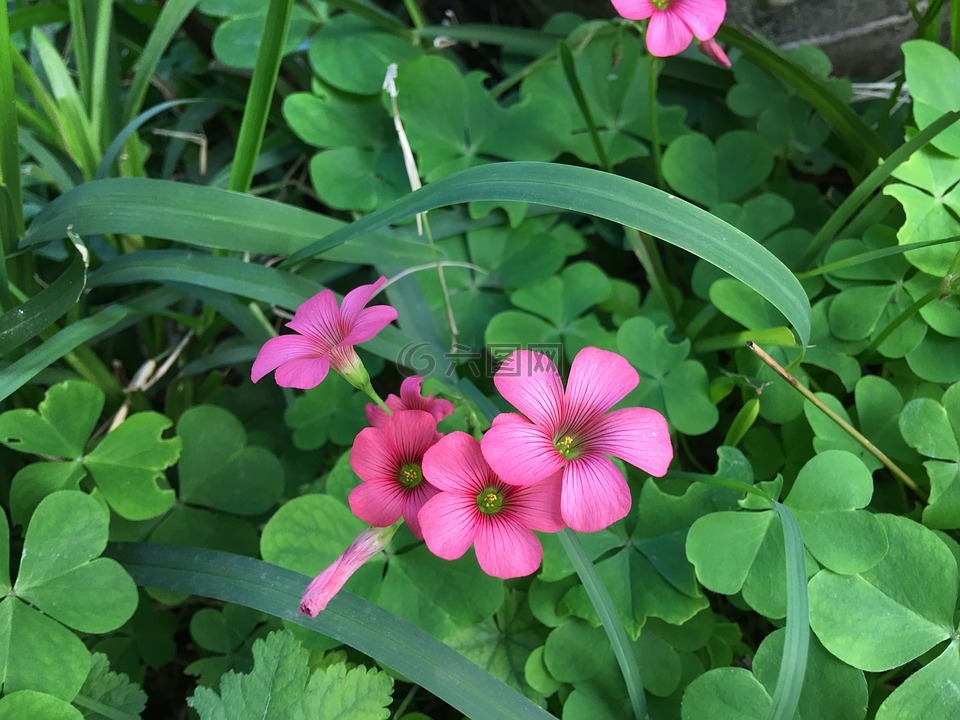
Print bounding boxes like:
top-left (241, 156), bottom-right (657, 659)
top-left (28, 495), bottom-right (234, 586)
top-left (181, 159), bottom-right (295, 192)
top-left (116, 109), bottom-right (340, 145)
top-left (727, 0), bottom-right (919, 78)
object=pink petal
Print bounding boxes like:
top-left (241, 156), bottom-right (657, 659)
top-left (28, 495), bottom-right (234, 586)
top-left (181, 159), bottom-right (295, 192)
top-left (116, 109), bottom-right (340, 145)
top-left (286, 289), bottom-right (341, 345)
top-left (273, 355), bottom-right (331, 390)
top-left (348, 479), bottom-right (405, 527)
top-left (423, 432), bottom-right (492, 494)
top-left (339, 276), bottom-right (388, 327)
top-left (592, 407), bottom-right (673, 477)
top-left (350, 427), bottom-right (400, 484)
top-left (340, 305), bottom-right (398, 346)
top-left (365, 402), bottom-right (388, 429)
top-left (507, 474), bottom-right (566, 532)
top-left (610, 0), bottom-right (655, 19)
top-left (698, 37), bottom-right (731, 67)
top-left (481, 413), bottom-right (563, 486)
top-left (474, 518), bottom-right (543, 578)
top-left (383, 410), bottom-right (441, 465)
top-left (419, 493), bottom-right (479, 560)
top-left (562, 348), bottom-right (639, 428)
top-left (646, 10), bottom-right (695, 56)
top-left (397, 376), bottom-right (425, 407)
top-left (401, 482), bottom-right (439, 538)
top-left (299, 559), bottom-right (347, 617)
top-left (393, 376), bottom-right (455, 422)
top-left (494, 350), bottom-right (564, 429)
top-left (560, 454), bottom-right (633, 532)
top-left (251, 334), bottom-right (321, 383)
top-left (671, 0), bottom-right (727, 41)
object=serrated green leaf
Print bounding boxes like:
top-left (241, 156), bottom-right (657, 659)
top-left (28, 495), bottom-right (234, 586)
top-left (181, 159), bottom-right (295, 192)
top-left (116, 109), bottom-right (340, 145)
top-left (75, 652), bottom-right (147, 720)
top-left (808, 514), bottom-right (958, 671)
top-left (84, 412), bottom-right (180, 520)
top-left (304, 662), bottom-right (393, 720)
top-left (177, 405), bottom-right (284, 515)
top-left (0, 380), bottom-right (103, 458)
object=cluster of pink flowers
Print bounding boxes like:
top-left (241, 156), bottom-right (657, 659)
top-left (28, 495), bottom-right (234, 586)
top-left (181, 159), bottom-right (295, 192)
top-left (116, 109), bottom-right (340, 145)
top-left (612, 0), bottom-right (731, 68)
top-left (253, 278), bottom-right (673, 617)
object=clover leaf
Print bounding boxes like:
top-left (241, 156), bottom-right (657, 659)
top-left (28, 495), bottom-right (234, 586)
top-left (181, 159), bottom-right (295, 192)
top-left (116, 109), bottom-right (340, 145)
top-left (902, 40), bottom-right (960, 157)
top-left (0, 380), bottom-right (180, 522)
top-left (0, 492), bottom-right (138, 700)
top-left (899, 382), bottom-right (960, 528)
top-left (177, 404), bottom-right (284, 516)
top-left (284, 373), bottom-right (369, 450)
top-left (808, 514), bottom-right (957, 671)
top-left (0, 691), bottom-right (83, 720)
top-left (874, 641), bottom-right (960, 719)
top-left (617, 316), bottom-right (718, 435)
top-left (485, 261), bottom-right (616, 361)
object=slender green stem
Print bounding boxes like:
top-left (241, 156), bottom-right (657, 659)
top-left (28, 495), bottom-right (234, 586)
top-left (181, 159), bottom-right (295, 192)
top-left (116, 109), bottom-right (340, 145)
top-left (747, 341), bottom-right (926, 500)
top-left (227, 0), bottom-right (294, 194)
top-left (401, 0), bottom-right (427, 29)
top-left (558, 41), bottom-right (611, 173)
top-left (558, 529), bottom-right (647, 720)
top-left (647, 56), bottom-right (665, 190)
top-left (861, 286), bottom-right (941, 356)
top-left (360, 384), bottom-right (392, 415)
top-left (0, 10), bottom-right (22, 308)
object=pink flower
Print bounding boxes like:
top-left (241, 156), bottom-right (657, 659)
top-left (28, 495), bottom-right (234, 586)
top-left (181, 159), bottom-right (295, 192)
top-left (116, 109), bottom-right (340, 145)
top-left (365, 375), bottom-right (455, 429)
top-left (420, 432), bottom-right (564, 578)
top-left (481, 347), bottom-right (673, 533)
top-left (349, 410), bottom-right (441, 538)
top-left (299, 522), bottom-right (399, 618)
top-left (698, 37), bottom-right (731, 68)
top-left (612, 0), bottom-right (726, 58)
top-left (251, 276), bottom-right (397, 390)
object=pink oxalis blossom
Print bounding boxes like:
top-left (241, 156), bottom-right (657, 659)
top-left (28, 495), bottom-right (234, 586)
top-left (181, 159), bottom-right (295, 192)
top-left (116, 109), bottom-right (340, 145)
top-left (481, 347), bottom-right (673, 533)
top-left (349, 409), bottom-right (441, 538)
top-left (420, 432), bottom-right (564, 578)
top-left (698, 37), bottom-right (731, 68)
top-left (366, 375), bottom-right (455, 429)
top-left (299, 522), bottom-right (398, 617)
top-left (612, 0), bottom-right (727, 60)
top-left (251, 276), bottom-right (397, 390)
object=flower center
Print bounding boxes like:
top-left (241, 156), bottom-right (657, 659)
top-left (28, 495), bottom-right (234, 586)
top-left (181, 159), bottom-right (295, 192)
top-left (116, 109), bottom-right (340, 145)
top-left (476, 487), bottom-right (504, 515)
top-left (399, 463), bottom-right (423, 489)
top-left (554, 434), bottom-right (582, 460)
top-left (650, 0), bottom-right (672, 9)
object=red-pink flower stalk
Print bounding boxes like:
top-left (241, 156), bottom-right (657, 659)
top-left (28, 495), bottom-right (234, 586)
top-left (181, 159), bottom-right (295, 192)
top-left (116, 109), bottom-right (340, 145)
top-left (349, 410), bottom-right (441, 538)
top-left (481, 347), bottom-right (673, 533)
top-left (251, 277), bottom-right (397, 390)
top-left (420, 432), bottom-right (564, 578)
top-left (612, 0), bottom-right (726, 59)
top-left (365, 375), bottom-right (454, 429)
top-left (299, 522), bottom-right (399, 617)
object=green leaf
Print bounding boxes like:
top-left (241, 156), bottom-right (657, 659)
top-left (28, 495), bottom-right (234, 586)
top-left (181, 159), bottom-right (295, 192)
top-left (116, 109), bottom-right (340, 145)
top-left (902, 40), bottom-right (960, 157)
top-left (177, 405), bottom-right (284, 515)
top-left (284, 162), bottom-right (812, 350)
top-left (284, 374), bottom-right (369, 450)
top-left (0, 242), bottom-right (87, 356)
top-left (211, 7), bottom-right (311, 69)
top-left (309, 147), bottom-right (406, 212)
top-left (14, 492), bottom-right (138, 634)
top-left (681, 667), bottom-right (771, 720)
top-left (753, 631), bottom-right (867, 720)
top-left (900, 398), bottom-right (960, 461)
top-left (875, 643), bottom-right (960, 720)
top-left (303, 662), bottom-right (393, 720)
top-left (510, 262), bottom-right (612, 327)
top-left (0, 380), bottom-right (103, 458)
top-left (883, 181), bottom-right (960, 276)
top-left (309, 14), bottom-right (418, 95)
top-left (74, 652), bottom-right (147, 720)
top-left (84, 413), bottom-right (180, 520)
top-left (0, 691), bottom-right (83, 720)
top-left (687, 510), bottom-right (775, 595)
top-left (283, 88), bottom-right (388, 150)
top-left (447, 589), bottom-right (545, 702)
top-left (618, 317), bottom-right (718, 435)
top-left (808, 514), bottom-right (958, 671)
top-left (662, 131), bottom-right (773, 207)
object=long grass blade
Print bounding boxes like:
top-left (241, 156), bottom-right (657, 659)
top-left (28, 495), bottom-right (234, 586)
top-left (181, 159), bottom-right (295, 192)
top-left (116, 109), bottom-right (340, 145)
top-left (107, 542), bottom-right (554, 720)
top-left (283, 161), bottom-right (812, 348)
top-left (0, 9), bottom-right (24, 243)
top-left (769, 503), bottom-right (810, 720)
